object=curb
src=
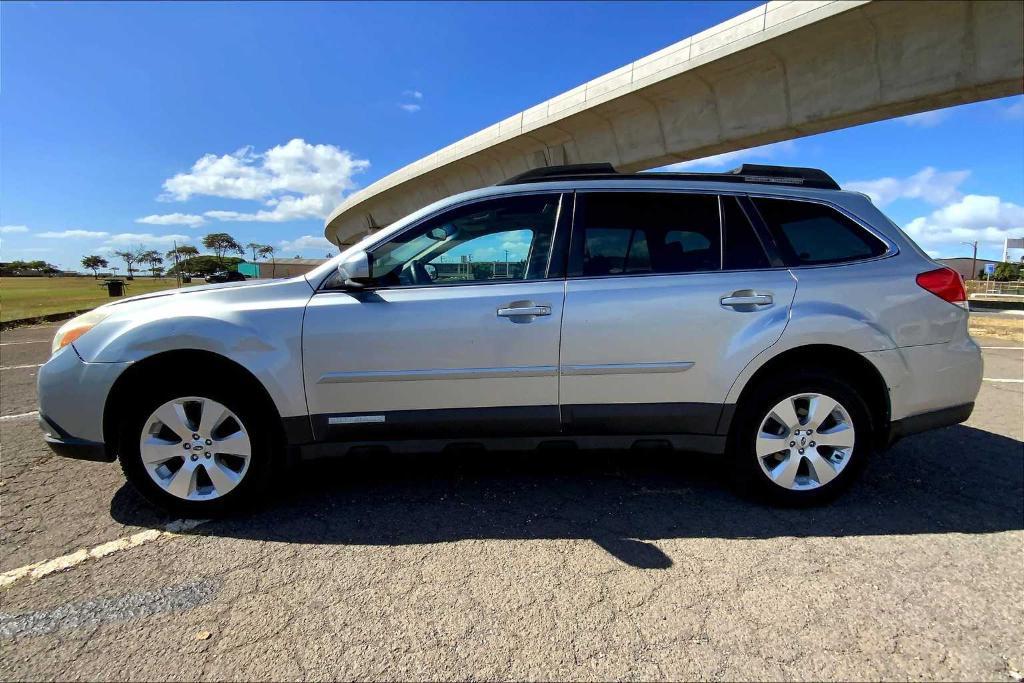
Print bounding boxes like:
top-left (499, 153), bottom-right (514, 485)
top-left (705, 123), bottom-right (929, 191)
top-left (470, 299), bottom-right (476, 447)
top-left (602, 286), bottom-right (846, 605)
top-left (0, 309), bottom-right (94, 332)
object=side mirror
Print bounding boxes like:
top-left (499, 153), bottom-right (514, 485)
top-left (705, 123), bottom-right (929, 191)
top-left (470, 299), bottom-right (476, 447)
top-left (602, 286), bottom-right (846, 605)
top-left (336, 250), bottom-right (373, 289)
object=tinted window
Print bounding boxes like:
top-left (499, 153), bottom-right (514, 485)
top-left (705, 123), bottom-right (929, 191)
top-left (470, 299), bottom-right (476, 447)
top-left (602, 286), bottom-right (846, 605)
top-left (573, 192), bottom-right (720, 277)
top-left (722, 196), bottom-right (770, 270)
top-left (753, 198), bottom-right (887, 266)
top-left (368, 194), bottom-right (561, 286)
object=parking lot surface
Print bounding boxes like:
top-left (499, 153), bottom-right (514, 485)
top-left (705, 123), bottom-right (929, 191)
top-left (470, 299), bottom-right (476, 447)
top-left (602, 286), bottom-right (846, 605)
top-left (2, 322), bottom-right (1022, 681)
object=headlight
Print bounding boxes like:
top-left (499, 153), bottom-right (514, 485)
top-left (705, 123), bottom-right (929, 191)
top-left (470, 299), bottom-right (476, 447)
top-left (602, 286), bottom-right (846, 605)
top-left (51, 308), bottom-right (114, 355)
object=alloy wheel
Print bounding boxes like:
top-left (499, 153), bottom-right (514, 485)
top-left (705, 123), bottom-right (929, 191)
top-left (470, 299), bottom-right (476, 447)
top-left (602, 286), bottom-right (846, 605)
top-left (755, 392), bottom-right (855, 491)
top-left (139, 396), bottom-right (252, 501)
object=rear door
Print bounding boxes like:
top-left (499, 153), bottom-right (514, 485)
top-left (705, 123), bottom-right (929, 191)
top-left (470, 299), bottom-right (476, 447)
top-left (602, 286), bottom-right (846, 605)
top-left (558, 190), bottom-right (796, 436)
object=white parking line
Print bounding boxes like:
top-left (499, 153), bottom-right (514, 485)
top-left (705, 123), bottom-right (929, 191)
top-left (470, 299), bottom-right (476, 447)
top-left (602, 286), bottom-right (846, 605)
top-left (983, 378), bottom-right (1024, 384)
top-left (0, 411), bottom-right (39, 422)
top-left (0, 340), bottom-right (48, 346)
top-left (0, 363), bottom-right (42, 371)
top-left (0, 519), bottom-right (208, 590)
top-left (980, 346), bottom-right (1024, 350)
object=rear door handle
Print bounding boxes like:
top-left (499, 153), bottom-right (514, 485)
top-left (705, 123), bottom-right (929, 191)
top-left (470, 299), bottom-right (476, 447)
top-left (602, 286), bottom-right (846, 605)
top-left (720, 293), bottom-right (773, 307)
top-left (497, 305), bottom-right (551, 317)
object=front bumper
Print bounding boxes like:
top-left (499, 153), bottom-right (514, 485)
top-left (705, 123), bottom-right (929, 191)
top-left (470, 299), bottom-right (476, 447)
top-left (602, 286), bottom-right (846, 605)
top-left (38, 414), bottom-right (113, 462)
top-left (36, 344), bottom-right (132, 460)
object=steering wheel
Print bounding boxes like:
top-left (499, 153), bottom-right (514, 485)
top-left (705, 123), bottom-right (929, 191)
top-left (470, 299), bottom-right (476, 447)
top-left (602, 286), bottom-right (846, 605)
top-left (399, 260), bottom-right (434, 286)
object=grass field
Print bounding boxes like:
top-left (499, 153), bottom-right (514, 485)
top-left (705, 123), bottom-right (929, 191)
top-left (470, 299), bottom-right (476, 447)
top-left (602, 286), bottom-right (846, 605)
top-left (970, 314), bottom-right (1024, 342)
top-left (0, 276), bottom-right (199, 323)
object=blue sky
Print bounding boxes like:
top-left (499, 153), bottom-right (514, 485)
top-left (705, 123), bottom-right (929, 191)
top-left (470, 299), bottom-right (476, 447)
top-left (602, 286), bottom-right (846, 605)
top-left (2, 1), bottom-right (1022, 271)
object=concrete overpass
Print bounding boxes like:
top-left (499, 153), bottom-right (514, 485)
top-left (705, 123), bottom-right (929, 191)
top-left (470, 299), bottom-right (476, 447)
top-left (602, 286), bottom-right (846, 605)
top-left (325, 0), bottom-right (1024, 246)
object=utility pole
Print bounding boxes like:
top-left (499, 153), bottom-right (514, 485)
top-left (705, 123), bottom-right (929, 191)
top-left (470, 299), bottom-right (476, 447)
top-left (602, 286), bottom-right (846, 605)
top-left (961, 240), bottom-right (978, 280)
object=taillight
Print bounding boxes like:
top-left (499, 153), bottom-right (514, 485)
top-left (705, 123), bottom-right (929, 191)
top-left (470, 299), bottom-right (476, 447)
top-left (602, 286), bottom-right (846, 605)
top-left (916, 267), bottom-right (967, 308)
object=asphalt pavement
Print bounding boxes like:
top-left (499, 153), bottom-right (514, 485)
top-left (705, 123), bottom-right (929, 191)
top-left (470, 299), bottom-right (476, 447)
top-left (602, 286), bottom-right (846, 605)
top-left (1, 322), bottom-right (1021, 681)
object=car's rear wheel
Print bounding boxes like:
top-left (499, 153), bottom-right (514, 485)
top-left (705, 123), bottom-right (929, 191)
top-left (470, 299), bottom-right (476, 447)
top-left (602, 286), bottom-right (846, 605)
top-left (730, 372), bottom-right (871, 504)
top-left (119, 382), bottom-right (275, 516)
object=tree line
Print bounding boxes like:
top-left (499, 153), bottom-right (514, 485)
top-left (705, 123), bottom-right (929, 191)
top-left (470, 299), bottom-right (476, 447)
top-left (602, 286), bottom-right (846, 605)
top-left (78, 233), bottom-right (277, 279)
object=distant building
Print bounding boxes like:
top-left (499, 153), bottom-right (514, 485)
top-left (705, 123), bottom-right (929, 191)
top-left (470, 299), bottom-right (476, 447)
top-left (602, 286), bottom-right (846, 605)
top-left (936, 257), bottom-right (1002, 281)
top-left (238, 258), bottom-right (327, 279)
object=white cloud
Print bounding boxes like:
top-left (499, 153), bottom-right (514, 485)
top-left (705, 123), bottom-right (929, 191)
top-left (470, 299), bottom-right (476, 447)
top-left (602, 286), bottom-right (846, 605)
top-left (106, 233), bottom-right (192, 245)
top-left (1000, 99), bottom-right (1024, 120)
top-left (904, 194), bottom-right (1024, 246)
top-left (0, 225), bottom-right (29, 234)
top-left (136, 213), bottom-right (206, 228)
top-left (279, 234), bottom-right (338, 255)
top-left (899, 110), bottom-right (949, 128)
top-left (658, 140), bottom-right (798, 171)
top-left (159, 138), bottom-right (370, 223)
top-left (845, 167), bottom-right (970, 207)
top-left (2, 246), bottom-right (53, 254)
top-left (399, 90), bottom-right (424, 113)
top-left (204, 193), bottom-right (335, 223)
top-left (37, 230), bottom-right (110, 239)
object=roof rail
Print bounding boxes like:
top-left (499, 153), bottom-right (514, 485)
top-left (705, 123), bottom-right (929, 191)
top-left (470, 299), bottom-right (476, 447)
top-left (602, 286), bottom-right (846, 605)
top-left (729, 164), bottom-right (840, 190)
top-left (497, 163), bottom-right (616, 185)
top-left (497, 162), bottom-right (841, 191)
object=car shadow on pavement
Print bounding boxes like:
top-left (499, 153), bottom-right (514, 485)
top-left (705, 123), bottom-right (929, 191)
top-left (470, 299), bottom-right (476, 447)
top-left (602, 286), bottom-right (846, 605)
top-left (110, 424), bottom-right (1023, 569)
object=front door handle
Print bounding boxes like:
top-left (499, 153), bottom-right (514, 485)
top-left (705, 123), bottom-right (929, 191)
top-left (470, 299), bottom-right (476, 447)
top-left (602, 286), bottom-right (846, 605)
top-left (497, 305), bottom-right (551, 317)
top-left (497, 301), bottom-right (551, 323)
top-left (720, 292), bottom-right (773, 307)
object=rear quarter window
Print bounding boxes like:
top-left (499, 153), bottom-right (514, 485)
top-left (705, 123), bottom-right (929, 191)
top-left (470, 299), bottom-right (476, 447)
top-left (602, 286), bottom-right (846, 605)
top-left (752, 198), bottom-right (888, 266)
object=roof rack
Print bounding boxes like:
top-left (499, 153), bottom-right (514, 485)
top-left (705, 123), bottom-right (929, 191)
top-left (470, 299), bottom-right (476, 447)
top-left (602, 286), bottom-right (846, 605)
top-left (498, 163), bottom-right (616, 185)
top-left (497, 162), bottom-right (841, 191)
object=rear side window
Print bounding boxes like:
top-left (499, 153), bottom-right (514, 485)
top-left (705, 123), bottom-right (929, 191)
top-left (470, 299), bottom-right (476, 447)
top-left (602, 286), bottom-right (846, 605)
top-left (722, 196), bottom-right (770, 270)
top-left (572, 192), bottom-right (720, 277)
top-left (752, 198), bottom-right (887, 266)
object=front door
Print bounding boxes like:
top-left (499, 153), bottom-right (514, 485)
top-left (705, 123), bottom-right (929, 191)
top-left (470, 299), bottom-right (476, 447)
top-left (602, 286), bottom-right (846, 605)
top-left (302, 192), bottom-right (569, 441)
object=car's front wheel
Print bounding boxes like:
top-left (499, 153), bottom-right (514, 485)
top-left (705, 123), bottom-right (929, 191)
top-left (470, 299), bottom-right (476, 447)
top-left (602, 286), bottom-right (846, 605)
top-left (731, 372), bottom-right (871, 504)
top-left (118, 384), bottom-right (275, 516)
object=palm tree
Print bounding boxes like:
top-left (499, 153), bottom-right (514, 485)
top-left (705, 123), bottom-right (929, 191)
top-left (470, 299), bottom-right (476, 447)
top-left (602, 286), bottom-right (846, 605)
top-left (139, 250), bottom-right (163, 277)
top-left (246, 242), bottom-right (270, 262)
top-left (166, 245), bottom-right (199, 275)
top-left (257, 244), bottom-right (276, 277)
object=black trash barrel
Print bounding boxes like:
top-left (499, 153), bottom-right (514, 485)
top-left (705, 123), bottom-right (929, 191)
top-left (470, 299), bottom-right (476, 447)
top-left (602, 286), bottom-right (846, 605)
top-left (105, 280), bottom-right (125, 297)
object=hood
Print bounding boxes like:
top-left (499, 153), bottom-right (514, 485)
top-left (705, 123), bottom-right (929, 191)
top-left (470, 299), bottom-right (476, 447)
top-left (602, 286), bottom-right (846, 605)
top-left (89, 276), bottom-right (313, 322)
top-left (102, 278), bottom-right (271, 308)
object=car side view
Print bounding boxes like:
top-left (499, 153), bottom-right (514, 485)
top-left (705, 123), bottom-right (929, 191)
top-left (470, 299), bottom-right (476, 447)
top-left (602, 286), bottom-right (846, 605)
top-left (38, 164), bottom-right (983, 515)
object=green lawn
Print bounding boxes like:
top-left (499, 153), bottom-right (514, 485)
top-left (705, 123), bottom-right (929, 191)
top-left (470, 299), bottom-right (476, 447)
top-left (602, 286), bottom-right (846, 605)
top-left (0, 276), bottom-right (200, 323)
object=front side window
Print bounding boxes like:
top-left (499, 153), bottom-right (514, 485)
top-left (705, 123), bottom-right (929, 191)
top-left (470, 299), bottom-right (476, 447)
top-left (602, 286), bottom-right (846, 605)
top-left (368, 194), bottom-right (561, 287)
top-left (752, 197), bottom-right (887, 266)
top-left (571, 192), bottom-right (721, 277)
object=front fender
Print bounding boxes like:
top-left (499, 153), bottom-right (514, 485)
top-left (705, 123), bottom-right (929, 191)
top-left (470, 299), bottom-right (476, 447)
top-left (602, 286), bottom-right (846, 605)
top-left (72, 279), bottom-right (313, 419)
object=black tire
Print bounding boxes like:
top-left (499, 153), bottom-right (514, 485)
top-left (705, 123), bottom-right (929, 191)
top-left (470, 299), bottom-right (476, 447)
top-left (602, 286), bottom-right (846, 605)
top-left (118, 378), bottom-right (277, 517)
top-left (729, 370), bottom-right (873, 505)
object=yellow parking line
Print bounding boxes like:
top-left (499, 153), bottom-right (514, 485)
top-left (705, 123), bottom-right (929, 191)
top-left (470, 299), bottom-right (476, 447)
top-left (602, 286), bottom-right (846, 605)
top-left (0, 411), bottom-right (39, 422)
top-left (0, 519), bottom-right (208, 590)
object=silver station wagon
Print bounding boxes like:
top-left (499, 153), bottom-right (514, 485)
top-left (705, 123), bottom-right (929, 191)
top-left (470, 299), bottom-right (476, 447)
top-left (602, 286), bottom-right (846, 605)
top-left (38, 164), bottom-right (982, 515)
